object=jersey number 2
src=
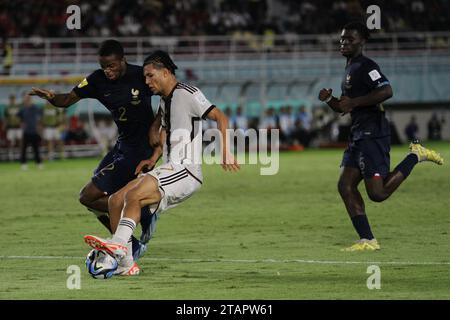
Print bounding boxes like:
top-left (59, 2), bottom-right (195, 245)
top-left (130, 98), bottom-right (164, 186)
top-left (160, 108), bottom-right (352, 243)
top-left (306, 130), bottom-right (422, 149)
top-left (118, 107), bottom-right (127, 121)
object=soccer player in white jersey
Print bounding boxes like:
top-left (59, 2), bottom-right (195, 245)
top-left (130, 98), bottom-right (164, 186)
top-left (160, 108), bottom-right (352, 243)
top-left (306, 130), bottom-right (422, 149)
top-left (84, 50), bottom-right (240, 275)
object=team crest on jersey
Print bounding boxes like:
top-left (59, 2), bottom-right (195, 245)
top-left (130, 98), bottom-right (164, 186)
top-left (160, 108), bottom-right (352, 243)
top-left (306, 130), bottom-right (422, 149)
top-left (344, 74), bottom-right (352, 89)
top-left (131, 88), bottom-right (141, 105)
top-left (77, 78), bottom-right (88, 88)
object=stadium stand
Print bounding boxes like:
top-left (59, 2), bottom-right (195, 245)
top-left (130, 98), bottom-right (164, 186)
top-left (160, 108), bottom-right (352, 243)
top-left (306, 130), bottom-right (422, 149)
top-left (0, 0), bottom-right (449, 159)
top-left (1, 0), bottom-right (449, 37)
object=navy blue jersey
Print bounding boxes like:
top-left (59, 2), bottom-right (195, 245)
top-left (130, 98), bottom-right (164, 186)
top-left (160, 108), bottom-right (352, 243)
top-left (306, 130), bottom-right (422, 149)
top-left (73, 63), bottom-right (154, 151)
top-left (341, 55), bottom-right (391, 141)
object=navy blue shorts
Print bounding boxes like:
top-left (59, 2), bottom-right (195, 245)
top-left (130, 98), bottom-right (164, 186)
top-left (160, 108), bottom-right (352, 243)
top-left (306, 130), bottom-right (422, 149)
top-left (341, 136), bottom-right (391, 179)
top-left (92, 144), bottom-right (153, 195)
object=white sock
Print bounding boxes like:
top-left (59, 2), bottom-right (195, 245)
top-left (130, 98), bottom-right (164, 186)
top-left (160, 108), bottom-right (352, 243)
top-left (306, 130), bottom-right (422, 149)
top-left (119, 239), bottom-right (134, 268)
top-left (112, 217), bottom-right (136, 245)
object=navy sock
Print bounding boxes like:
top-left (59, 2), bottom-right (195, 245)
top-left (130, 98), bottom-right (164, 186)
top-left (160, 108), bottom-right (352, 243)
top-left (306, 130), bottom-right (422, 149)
top-left (131, 236), bottom-right (141, 256)
top-left (140, 206), bottom-right (152, 233)
top-left (394, 154), bottom-right (418, 178)
top-left (351, 214), bottom-right (374, 240)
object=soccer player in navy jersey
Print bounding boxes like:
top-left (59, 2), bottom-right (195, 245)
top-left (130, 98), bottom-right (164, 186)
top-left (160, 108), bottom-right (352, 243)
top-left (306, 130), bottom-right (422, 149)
top-left (30, 40), bottom-right (160, 259)
top-left (318, 22), bottom-right (443, 251)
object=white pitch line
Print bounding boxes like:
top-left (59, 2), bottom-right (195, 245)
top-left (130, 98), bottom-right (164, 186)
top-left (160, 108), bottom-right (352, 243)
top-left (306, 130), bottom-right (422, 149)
top-left (0, 255), bottom-right (450, 266)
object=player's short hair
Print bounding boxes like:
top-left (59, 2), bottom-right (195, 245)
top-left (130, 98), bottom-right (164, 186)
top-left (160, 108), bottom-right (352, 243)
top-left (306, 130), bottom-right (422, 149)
top-left (98, 40), bottom-right (124, 58)
top-left (143, 50), bottom-right (178, 75)
top-left (343, 21), bottom-right (370, 40)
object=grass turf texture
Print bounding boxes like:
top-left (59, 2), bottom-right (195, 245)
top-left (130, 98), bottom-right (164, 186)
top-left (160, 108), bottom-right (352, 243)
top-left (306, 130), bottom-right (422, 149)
top-left (0, 142), bottom-right (449, 299)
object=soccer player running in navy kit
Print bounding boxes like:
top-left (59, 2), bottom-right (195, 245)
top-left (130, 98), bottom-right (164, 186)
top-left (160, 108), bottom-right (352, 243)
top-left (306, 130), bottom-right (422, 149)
top-left (318, 22), bottom-right (444, 251)
top-left (30, 40), bottom-right (160, 260)
top-left (84, 50), bottom-right (239, 275)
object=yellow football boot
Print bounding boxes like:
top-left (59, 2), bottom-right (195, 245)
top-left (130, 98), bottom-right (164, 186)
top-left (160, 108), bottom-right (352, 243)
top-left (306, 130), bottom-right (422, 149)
top-left (409, 141), bottom-right (444, 165)
top-left (341, 239), bottom-right (381, 252)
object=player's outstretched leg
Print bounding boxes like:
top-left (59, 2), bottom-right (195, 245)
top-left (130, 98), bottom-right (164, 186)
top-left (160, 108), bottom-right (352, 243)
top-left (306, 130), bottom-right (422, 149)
top-left (409, 140), bottom-right (444, 165)
top-left (84, 235), bottom-right (128, 260)
top-left (364, 140), bottom-right (444, 203)
top-left (108, 179), bottom-right (150, 261)
top-left (85, 175), bottom-right (161, 275)
top-left (84, 234), bottom-right (141, 276)
top-left (82, 180), bottom-right (146, 260)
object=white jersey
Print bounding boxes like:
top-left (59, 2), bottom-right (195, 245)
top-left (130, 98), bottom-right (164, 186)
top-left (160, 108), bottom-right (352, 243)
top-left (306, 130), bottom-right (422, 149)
top-left (159, 82), bottom-right (215, 181)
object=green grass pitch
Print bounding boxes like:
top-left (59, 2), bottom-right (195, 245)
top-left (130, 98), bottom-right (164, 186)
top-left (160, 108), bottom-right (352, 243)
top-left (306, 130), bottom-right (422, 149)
top-left (0, 142), bottom-right (449, 299)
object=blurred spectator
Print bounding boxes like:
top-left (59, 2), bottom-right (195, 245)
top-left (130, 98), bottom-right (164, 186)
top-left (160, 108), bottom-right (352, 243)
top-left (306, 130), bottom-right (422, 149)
top-left (1, 37), bottom-right (13, 75)
top-left (258, 107), bottom-right (277, 130)
top-left (404, 115), bottom-right (419, 142)
top-left (18, 94), bottom-right (43, 170)
top-left (292, 116), bottom-right (312, 148)
top-left (42, 101), bottom-right (66, 160)
top-left (4, 94), bottom-right (22, 161)
top-left (233, 106), bottom-right (248, 130)
top-left (427, 112), bottom-right (443, 141)
top-left (93, 118), bottom-right (117, 155)
top-left (278, 106), bottom-right (295, 144)
top-left (309, 105), bottom-right (336, 145)
top-left (1, 0), bottom-right (448, 38)
top-left (224, 106), bottom-right (233, 120)
top-left (185, 68), bottom-right (198, 81)
top-left (0, 115), bottom-right (6, 158)
top-left (297, 106), bottom-right (312, 132)
top-left (64, 115), bottom-right (88, 144)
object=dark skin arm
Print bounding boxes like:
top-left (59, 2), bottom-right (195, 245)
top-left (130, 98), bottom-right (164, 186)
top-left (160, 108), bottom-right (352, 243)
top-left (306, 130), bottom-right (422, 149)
top-left (29, 88), bottom-right (81, 108)
top-left (339, 85), bottom-right (393, 113)
top-left (319, 85), bottom-right (393, 114)
top-left (135, 129), bottom-right (165, 175)
top-left (318, 88), bottom-right (343, 113)
top-left (134, 109), bottom-right (163, 174)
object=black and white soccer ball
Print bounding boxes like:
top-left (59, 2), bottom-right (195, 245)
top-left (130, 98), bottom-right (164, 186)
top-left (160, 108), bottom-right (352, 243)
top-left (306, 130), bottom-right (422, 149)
top-left (85, 249), bottom-right (118, 279)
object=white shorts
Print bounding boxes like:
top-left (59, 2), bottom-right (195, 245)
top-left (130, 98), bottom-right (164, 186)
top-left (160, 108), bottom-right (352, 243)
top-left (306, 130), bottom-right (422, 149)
top-left (144, 162), bottom-right (202, 214)
top-left (43, 127), bottom-right (60, 141)
top-left (6, 128), bottom-right (22, 143)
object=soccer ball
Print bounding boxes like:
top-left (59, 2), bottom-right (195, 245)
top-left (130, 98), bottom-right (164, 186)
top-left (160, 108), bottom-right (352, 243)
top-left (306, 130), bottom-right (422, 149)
top-left (85, 249), bottom-right (118, 279)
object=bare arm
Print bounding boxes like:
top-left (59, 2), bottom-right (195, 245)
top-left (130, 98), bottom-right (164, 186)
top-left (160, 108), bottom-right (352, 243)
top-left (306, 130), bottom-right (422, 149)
top-left (30, 88), bottom-right (81, 108)
top-left (318, 88), bottom-right (343, 113)
top-left (206, 107), bottom-right (240, 172)
top-left (339, 85), bottom-right (393, 113)
top-left (348, 85), bottom-right (393, 107)
top-left (319, 85), bottom-right (393, 114)
top-left (135, 129), bottom-right (166, 175)
top-left (149, 109), bottom-right (162, 147)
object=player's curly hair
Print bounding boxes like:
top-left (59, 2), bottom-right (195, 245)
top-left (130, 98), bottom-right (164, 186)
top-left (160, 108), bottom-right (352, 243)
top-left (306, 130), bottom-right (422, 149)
top-left (143, 50), bottom-right (178, 75)
top-left (98, 39), bottom-right (124, 58)
top-left (343, 21), bottom-right (370, 40)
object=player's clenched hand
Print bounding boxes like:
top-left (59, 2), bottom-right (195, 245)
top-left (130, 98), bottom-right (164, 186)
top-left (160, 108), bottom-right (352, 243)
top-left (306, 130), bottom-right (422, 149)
top-left (318, 88), bottom-right (332, 101)
top-left (30, 87), bottom-right (55, 101)
top-left (339, 95), bottom-right (356, 113)
top-left (135, 159), bottom-right (156, 175)
top-left (221, 152), bottom-right (240, 172)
